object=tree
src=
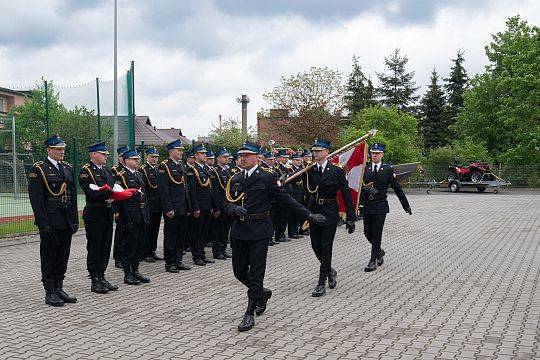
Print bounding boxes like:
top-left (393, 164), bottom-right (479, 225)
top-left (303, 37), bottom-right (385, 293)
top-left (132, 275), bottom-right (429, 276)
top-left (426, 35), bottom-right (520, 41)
top-left (344, 55), bottom-right (375, 116)
top-left (262, 67), bottom-right (344, 144)
top-left (340, 105), bottom-right (420, 164)
top-left (376, 48), bottom-right (419, 114)
top-left (419, 68), bottom-right (448, 149)
top-left (209, 117), bottom-right (256, 150)
top-left (455, 16), bottom-right (540, 165)
top-left (444, 51), bottom-right (468, 123)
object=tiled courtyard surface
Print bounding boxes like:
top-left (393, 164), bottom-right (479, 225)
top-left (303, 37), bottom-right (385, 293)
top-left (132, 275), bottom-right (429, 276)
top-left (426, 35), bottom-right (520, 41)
top-left (0, 191), bottom-right (539, 359)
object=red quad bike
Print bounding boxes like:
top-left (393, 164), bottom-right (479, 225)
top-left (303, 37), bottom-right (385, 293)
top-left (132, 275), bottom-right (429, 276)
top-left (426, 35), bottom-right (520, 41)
top-left (447, 161), bottom-right (495, 183)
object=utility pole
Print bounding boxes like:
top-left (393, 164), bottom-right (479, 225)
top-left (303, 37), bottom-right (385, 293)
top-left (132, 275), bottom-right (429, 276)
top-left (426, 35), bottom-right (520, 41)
top-left (113, 0), bottom-right (118, 163)
top-left (236, 94), bottom-right (250, 135)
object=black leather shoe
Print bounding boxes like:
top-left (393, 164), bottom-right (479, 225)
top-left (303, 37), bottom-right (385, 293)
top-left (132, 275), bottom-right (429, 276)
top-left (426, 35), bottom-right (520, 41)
top-left (327, 268), bottom-right (337, 289)
top-left (364, 260), bottom-right (377, 272)
top-left (312, 284), bottom-right (326, 297)
top-left (134, 272), bottom-right (151, 283)
top-left (91, 277), bottom-right (109, 293)
top-left (237, 313), bottom-right (255, 332)
top-left (268, 239), bottom-right (275, 246)
top-left (165, 265), bottom-right (180, 273)
top-left (194, 259), bottom-right (206, 266)
top-left (124, 272), bottom-right (141, 285)
top-left (255, 288), bottom-right (272, 316)
top-left (144, 255), bottom-right (156, 263)
top-left (289, 234), bottom-right (300, 239)
top-left (175, 262), bottom-right (191, 270)
top-left (115, 260), bottom-right (123, 269)
top-left (45, 292), bottom-right (64, 307)
top-left (278, 236), bottom-right (287, 243)
top-left (55, 288), bottom-right (78, 303)
top-left (100, 275), bottom-right (118, 291)
top-left (376, 249), bottom-right (385, 266)
top-left (151, 253), bottom-right (163, 261)
top-left (205, 242), bottom-right (213, 248)
top-left (223, 252), bottom-right (232, 258)
top-left (214, 254), bottom-right (227, 260)
top-left (203, 257), bottom-right (215, 263)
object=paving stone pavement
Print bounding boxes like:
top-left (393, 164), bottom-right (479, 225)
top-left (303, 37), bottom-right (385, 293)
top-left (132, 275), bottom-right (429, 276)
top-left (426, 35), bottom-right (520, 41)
top-left (0, 192), bottom-right (539, 360)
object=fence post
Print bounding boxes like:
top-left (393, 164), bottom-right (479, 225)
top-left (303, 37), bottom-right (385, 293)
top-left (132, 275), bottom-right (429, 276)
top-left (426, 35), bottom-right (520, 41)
top-left (72, 137), bottom-right (78, 191)
top-left (44, 80), bottom-right (50, 137)
top-left (12, 115), bottom-right (18, 199)
top-left (96, 78), bottom-right (102, 141)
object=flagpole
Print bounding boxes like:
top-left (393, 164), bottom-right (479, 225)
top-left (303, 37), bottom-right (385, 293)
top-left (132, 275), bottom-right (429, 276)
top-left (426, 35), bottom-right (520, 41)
top-left (355, 143), bottom-right (369, 213)
top-left (113, 0), bottom-right (118, 164)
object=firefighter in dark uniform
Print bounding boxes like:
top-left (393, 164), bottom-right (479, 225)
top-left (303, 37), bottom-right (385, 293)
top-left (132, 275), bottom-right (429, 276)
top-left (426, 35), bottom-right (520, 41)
top-left (79, 142), bottom-right (121, 294)
top-left (115, 149), bottom-right (151, 285)
top-left (112, 145), bottom-right (129, 269)
top-left (28, 135), bottom-right (78, 306)
top-left (184, 151), bottom-right (195, 253)
top-left (209, 147), bottom-right (233, 259)
top-left (223, 140), bottom-right (326, 332)
top-left (157, 140), bottom-right (191, 273)
top-left (186, 144), bottom-right (218, 266)
top-left (301, 139), bottom-right (357, 297)
top-left (205, 150), bottom-right (216, 249)
top-left (288, 152), bottom-right (304, 239)
top-left (361, 143), bottom-right (412, 272)
top-left (272, 149), bottom-right (292, 243)
top-left (140, 147), bottom-right (163, 262)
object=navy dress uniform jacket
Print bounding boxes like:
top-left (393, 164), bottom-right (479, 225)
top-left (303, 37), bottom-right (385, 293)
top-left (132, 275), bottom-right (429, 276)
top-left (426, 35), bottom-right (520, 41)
top-left (361, 163), bottom-right (410, 215)
top-left (78, 162), bottom-right (115, 223)
top-left (157, 158), bottom-right (190, 216)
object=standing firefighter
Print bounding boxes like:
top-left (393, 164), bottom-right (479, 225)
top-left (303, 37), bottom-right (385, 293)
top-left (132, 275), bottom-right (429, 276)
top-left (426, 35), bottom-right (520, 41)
top-left (79, 142), bottom-right (135, 294)
top-left (28, 134), bottom-right (78, 306)
top-left (116, 149), bottom-right (151, 285)
top-left (361, 143), bottom-right (412, 272)
top-left (223, 141), bottom-right (326, 332)
top-left (301, 139), bottom-right (357, 297)
top-left (140, 147), bottom-right (163, 262)
top-left (157, 140), bottom-right (191, 273)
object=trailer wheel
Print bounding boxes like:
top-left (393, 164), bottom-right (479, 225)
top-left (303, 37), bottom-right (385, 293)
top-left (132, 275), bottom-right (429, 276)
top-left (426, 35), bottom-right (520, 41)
top-left (470, 171), bottom-right (482, 182)
top-left (449, 181), bottom-right (459, 193)
top-left (476, 187), bottom-right (486, 193)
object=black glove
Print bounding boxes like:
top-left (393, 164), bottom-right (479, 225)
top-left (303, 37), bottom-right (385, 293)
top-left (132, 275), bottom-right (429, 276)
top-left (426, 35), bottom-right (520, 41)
top-left (368, 187), bottom-right (379, 195)
top-left (39, 226), bottom-right (53, 237)
top-left (233, 206), bottom-right (248, 218)
top-left (405, 207), bottom-right (412, 215)
top-left (345, 220), bottom-right (355, 234)
top-left (71, 224), bottom-right (79, 235)
top-left (308, 213), bottom-right (326, 224)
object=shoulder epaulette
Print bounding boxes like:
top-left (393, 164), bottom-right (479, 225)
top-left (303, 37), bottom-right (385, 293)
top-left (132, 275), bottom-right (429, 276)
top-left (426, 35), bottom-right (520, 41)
top-left (117, 170), bottom-right (125, 176)
top-left (260, 167), bottom-right (274, 174)
top-left (82, 163), bottom-right (90, 169)
top-left (160, 159), bottom-right (168, 165)
top-left (33, 161), bottom-right (44, 167)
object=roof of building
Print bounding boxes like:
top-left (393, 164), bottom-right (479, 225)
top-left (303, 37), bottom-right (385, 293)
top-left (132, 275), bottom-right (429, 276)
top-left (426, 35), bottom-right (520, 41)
top-left (0, 87), bottom-right (33, 97)
top-left (134, 116), bottom-right (190, 146)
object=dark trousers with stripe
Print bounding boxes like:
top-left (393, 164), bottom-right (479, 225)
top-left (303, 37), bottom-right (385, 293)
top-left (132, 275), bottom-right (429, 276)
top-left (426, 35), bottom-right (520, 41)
top-left (363, 214), bottom-right (387, 260)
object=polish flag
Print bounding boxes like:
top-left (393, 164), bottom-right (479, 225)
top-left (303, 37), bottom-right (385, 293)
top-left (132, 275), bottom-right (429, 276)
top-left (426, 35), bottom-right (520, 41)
top-left (331, 142), bottom-right (368, 213)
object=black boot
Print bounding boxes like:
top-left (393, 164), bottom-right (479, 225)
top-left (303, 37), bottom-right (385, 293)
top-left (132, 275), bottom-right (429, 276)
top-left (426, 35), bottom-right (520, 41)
top-left (132, 262), bottom-right (151, 283)
top-left (45, 291), bottom-right (64, 307)
top-left (255, 288), bottom-right (272, 316)
top-left (123, 264), bottom-right (141, 285)
top-left (376, 249), bottom-right (385, 266)
top-left (114, 260), bottom-right (123, 269)
top-left (238, 299), bottom-right (257, 332)
top-left (327, 268), bottom-right (337, 289)
top-left (55, 280), bottom-right (77, 303)
top-left (364, 259), bottom-right (377, 272)
top-left (312, 272), bottom-right (327, 297)
top-left (99, 273), bottom-right (118, 291)
top-left (91, 276), bottom-right (109, 294)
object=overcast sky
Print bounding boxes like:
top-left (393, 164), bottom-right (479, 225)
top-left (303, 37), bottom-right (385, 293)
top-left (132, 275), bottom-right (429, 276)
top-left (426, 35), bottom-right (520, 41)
top-left (1, 0), bottom-right (538, 139)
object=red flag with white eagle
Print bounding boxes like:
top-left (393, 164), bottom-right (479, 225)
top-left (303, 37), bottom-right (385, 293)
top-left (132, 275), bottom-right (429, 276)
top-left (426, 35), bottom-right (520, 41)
top-left (331, 142), bottom-right (368, 213)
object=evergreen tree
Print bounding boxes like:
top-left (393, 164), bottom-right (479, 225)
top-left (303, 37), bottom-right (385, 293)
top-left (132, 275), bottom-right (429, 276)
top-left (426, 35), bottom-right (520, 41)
top-left (376, 48), bottom-right (419, 113)
top-left (444, 51), bottom-right (468, 122)
top-left (419, 68), bottom-right (448, 149)
top-left (344, 55), bottom-right (375, 116)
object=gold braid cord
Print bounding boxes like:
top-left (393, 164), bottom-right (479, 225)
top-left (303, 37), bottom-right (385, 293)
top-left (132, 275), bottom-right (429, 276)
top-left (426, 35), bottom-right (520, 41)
top-left (191, 166), bottom-right (210, 187)
top-left (35, 163), bottom-right (67, 196)
top-left (225, 173), bottom-right (244, 203)
top-left (305, 171), bottom-right (319, 195)
top-left (82, 164), bottom-right (98, 185)
top-left (117, 171), bottom-right (129, 189)
top-left (212, 168), bottom-right (227, 191)
top-left (162, 162), bottom-right (184, 185)
top-left (142, 165), bottom-right (157, 189)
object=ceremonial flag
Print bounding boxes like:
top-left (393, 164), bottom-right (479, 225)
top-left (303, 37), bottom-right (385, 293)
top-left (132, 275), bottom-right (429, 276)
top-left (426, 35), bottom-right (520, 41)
top-left (331, 142), bottom-right (368, 213)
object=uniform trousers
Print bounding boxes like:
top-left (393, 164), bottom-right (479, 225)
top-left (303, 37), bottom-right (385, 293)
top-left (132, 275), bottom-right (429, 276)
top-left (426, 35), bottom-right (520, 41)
top-left (85, 221), bottom-right (113, 277)
top-left (212, 214), bottom-right (231, 256)
top-left (146, 212), bottom-right (162, 256)
top-left (363, 214), bottom-right (387, 259)
top-left (112, 220), bottom-right (124, 261)
top-left (123, 222), bottom-right (147, 265)
top-left (40, 229), bottom-right (72, 291)
top-left (309, 223), bottom-right (337, 275)
top-left (232, 238), bottom-right (269, 300)
top-left (163, 214), bottom-right (188, 267)
top-left (191, 210), bottom-right (211, 260)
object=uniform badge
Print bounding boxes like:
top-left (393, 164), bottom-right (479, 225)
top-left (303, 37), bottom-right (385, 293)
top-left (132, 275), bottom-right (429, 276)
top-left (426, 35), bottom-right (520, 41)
top-left (28, 172), bottom-right (37, 178)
